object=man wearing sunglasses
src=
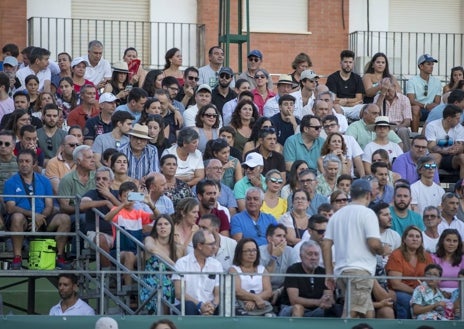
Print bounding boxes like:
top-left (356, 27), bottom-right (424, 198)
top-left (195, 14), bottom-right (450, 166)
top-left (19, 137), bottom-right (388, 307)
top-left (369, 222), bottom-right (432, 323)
top-left (0, 130), bottom-right (18, 199)
top-left (238, 49), bottom-right (273, 90)
top-left (211, 66), bottom-right (237, 116)
top-left (407, 54), bottom-right (442, 132)
top-left (284, 114), bottom-right (324, 172)
top-left (410, 155), bottom-right (445, 214)
top-left (425, 104), bottom-right (464, 179)
top-left (45, 134), bottom-right (80, 194)
top-left (176, 66), bottom-right (200, 108)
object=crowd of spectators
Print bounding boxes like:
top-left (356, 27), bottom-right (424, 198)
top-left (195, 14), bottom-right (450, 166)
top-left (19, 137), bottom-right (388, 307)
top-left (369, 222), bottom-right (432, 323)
top-left (2, 41), bottom-right (464, 320)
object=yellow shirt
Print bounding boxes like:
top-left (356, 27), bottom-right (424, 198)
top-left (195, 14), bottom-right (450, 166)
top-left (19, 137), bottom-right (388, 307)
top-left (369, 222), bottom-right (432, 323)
top-left (260, 198), bottom-right (288, 221)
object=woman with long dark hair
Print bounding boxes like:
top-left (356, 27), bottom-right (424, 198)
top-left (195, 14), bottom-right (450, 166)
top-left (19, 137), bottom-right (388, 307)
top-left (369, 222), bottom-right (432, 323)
top-left (363, 52), bottom-right (401, 103)
top-left (141, 214), bottom-right (183, 314)
top-left (230, 99), bottom-right (259, 153)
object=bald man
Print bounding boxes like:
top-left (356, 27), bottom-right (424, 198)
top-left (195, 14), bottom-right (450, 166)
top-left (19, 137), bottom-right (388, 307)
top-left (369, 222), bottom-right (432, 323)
top-left (145, 172), bottom-right (174, 216)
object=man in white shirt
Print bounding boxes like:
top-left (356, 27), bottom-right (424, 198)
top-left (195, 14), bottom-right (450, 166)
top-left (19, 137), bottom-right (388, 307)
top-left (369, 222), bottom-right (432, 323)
top-left (437, 192), bottom-right (464, 238)
top-left (322, 179), bottom-right (386, 318)
top-left (49, 273), bottom-right (95, 315)
top-left (83, 40), bottom-right (112, 89)
top-left (198, 214), bottom-right (237, 271)
top-left (173, 230), bottom-right (222, 315)
top-left (16, 47), bottom-right (51, 92)
top-left (425, 104), bottom-right (464, 178)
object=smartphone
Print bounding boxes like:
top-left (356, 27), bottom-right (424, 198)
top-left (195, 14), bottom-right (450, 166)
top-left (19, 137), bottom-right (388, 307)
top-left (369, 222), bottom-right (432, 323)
top-left (127, 192), bottom-right (144, 202)
top-left (125, 84), bottom-right (133, 92)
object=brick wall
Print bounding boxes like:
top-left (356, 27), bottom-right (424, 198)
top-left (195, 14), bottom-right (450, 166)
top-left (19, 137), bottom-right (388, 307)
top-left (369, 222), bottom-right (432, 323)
top-left (198, 0), bottom-right (350, 85)
top-left (0, 0), bottom-right (27, 58)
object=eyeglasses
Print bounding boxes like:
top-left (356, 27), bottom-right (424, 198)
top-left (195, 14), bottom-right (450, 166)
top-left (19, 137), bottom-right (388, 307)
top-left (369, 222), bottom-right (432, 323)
top-left (0, 141), bottom-right (11, 147)
top-left (309, 125), bottom-right (322, 130)
top-left (299, 178), bottom-right (315, 184)
top-left (248, 57), bottom-right (260, 62)
top-left (67, 143), bottom-right (80, 147)
top-left (187, 76), bottom-right (199, 82)
top-left (203, 113), bottom-right (218, 118)
top-left (242, 249), bottom-right (258, 254)
top-left (424, 84), bottom-right (428, 97)
top-left (422, 163), bottom-right (437, 170)
top-left (334, 198), bottom-right (348, 203)
top-left (201, 241), bottom-right (216, 247)
top-left (219, 73), bottom-right (231, 79)
top-left (323, 123), bottom-right (338, 129)
top-left (269, 177), bottom-right (283, 184)
top-left (208, 166), bottom-right (223, 171)
top-left (254, 75), bottom-right (266, 79)
top-left (310, 228), bottom-right (326, 235)
top-left (46, 137), bottom-right (53, 151)
top-left (293, 197), bottom-right (308, 202)
top-left (168, 86), bottom-right (179, 92)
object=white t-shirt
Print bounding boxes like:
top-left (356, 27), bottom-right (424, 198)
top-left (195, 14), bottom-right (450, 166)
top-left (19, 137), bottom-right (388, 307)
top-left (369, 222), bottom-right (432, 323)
top-left (422, 232), bottom-right (439, 253)
top-left (324, 203), bottom-right (381, 275)
top-left (162, 144), bottom-right (204, 178)
top-left (362, 141), bottom-right (404, 163)
top-left (425, 118), bottom-right (464, 144)
top-left (16, 66), bottom-right (51, 91)
top-left (411, 180), bottom-right (445, 215)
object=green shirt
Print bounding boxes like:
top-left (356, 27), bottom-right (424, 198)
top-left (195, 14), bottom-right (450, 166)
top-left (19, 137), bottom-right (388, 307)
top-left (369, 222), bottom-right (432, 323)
top-left (58, 170), bottom-right (96, 205)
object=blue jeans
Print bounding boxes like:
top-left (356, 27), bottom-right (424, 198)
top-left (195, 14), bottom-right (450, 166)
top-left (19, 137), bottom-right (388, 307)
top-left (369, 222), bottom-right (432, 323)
top-left (395, 291), bottom-right (412, 319)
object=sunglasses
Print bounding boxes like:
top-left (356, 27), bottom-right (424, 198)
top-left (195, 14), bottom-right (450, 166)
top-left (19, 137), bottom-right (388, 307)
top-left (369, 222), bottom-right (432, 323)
top-left (424, 84), bottom-right (428, 97)
top-left (115, 141), bottom-right (121, 148)
top-left (46, 137), bottom-right (53, 151)
top-left (187, 76), bottom-right (199, 82)
top-left (269, 177), bottom-right (283, 184)
top-left (437, 135), bottom-right (453, 147)
top-left (248, 57), bottom-right (260, 62)
top-left (310, 228), bottom-right (326, 235)
top-left (219, 73), bottom-right (231, 79)
top-left (254, 75), bottom-right (266, 79)
top-left (203, 113), bottom-right (218, 118)
top-left (0, 141), bottom-right (11, 147)
top-left (67, 143), bottom-right (80, 147)
top-left (309, 125), bottom-right (322, 130)
top-left (423, 163), bottom-right (437, 169)
top-left (334, 198), bottom-right (348, 203)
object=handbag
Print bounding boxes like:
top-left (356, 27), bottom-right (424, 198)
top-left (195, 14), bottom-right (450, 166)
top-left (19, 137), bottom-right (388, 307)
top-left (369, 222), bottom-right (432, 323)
top-left (29, 238), bottom-right (56, 270)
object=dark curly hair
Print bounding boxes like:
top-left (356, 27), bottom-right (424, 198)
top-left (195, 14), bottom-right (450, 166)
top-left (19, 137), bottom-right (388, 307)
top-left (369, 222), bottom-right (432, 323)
top-left (230, 99), bottom-right (259, 129)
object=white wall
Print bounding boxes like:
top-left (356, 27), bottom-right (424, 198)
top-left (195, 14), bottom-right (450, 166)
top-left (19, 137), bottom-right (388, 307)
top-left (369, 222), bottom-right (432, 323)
top-left (149, 0), bottom-right (198, 68)
top-left (27, 0), bottom-right (72, 18)
top-left (349, 0), bottom-right (389, 32)
top-left (27, 0), bottom-right (72, 60)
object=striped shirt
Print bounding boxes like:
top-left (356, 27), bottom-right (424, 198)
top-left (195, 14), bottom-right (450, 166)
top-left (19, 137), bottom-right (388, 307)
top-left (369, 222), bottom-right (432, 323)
top-left (119, 144), bottom-right (159, 180)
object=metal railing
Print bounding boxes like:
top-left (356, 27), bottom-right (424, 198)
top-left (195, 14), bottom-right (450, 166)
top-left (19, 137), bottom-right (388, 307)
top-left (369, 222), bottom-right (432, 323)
top-left (349, 31), bottom-right (464, 82)
top-left (27, 17), bottom-right (206, 68)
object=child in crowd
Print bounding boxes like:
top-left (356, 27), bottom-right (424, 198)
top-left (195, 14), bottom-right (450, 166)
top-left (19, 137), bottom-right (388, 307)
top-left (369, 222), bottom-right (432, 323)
top-left (410, 264), bottom-right (447, 320)
top-left (104, 181), bottom-right (156, 285)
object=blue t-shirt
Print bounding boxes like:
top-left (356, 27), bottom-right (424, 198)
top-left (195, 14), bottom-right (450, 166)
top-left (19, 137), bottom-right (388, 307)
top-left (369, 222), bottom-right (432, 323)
top-left (4, 173), bottom-right (53, 214)
top-left (230, 211), bottom-right (278, 246)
